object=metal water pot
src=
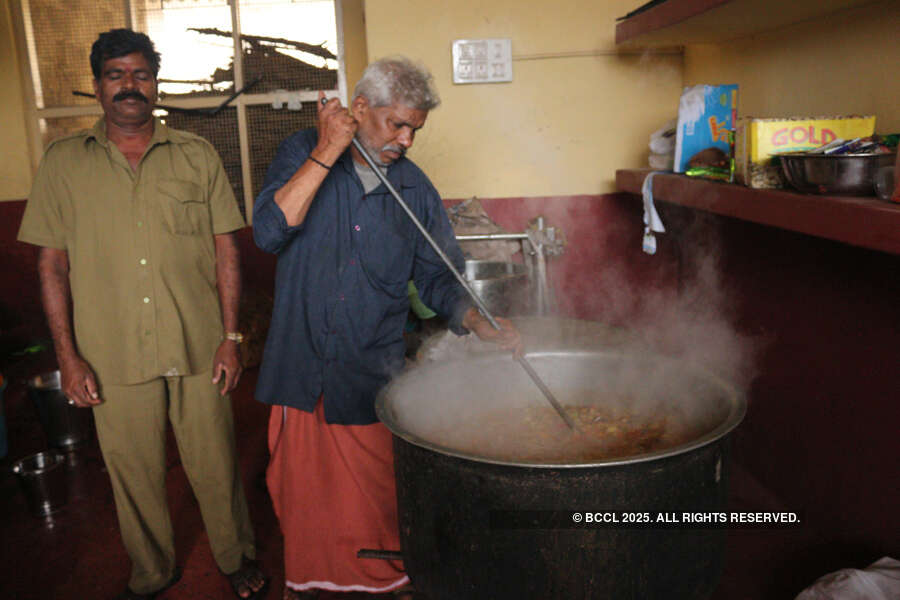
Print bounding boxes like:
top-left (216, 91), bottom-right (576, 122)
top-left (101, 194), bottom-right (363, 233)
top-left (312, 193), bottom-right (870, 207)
top-left (28, 371), bottom-right (93, 450)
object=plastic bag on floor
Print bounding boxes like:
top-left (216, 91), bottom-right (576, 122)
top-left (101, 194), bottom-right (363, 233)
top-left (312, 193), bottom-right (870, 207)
top-left (795, 557), bottom-right (900, 600)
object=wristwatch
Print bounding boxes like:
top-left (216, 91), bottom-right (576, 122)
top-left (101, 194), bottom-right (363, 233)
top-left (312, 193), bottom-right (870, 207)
top-left (225, 332), bottom-right (244, 343)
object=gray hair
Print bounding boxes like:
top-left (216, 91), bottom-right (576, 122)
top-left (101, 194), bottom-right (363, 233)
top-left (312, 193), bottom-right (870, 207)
top-left (352, 56), bottom-right (440, 111)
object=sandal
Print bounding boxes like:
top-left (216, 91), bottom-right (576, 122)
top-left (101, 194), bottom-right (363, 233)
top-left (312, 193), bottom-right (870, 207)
top-left (114, 568), bottom-right (181, 599)
top-left (225, 557), bottom-right (270, 599)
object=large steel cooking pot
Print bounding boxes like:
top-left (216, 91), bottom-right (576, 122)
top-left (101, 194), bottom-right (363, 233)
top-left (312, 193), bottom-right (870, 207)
top-left (377, 350), bottom-right (745, 600)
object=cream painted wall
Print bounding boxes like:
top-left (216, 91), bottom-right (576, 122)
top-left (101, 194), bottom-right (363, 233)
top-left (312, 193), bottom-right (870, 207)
top-left (685, 0), bottom-right (900, 132)
top-left (0, 0), bottom-right (33, 201)
top-left (12, 2), bottom-right (889, 203)
top-left (340, 0), bottom-right (368, 98)
top-left (363, 0), bottom-right (683, 198)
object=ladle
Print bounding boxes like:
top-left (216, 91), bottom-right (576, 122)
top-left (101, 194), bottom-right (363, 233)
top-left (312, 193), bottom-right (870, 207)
top-left (339, 100), bottom-right (577, 431)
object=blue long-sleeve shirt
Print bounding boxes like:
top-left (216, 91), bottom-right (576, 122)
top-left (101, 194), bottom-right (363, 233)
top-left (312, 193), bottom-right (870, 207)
top-left (253, 129), bottom-right (472, 424)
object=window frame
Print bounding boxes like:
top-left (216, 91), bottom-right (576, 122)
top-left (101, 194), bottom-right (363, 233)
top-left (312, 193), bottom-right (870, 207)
top-left (9, 0), bottom-right (349, 221)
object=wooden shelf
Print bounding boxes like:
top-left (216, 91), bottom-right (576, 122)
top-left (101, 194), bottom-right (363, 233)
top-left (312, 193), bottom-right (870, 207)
top-left (616, 169), bottom-right (900, 254)
top-left (615, 0), bottom-right (877, 47)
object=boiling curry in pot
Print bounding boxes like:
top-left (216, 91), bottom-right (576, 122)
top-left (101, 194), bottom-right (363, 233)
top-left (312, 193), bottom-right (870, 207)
top-left (423, 400), bottom-right (696, 463)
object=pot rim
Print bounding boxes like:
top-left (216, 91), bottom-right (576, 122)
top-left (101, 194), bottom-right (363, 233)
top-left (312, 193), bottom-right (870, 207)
top-left (376, 350), bottom-right (747, 469)
top-left (12, 450), bottom-right (65, 474)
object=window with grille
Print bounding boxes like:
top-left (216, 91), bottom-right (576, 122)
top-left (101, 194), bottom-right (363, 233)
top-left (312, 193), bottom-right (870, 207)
top-left (14, 0), bottom-right (347, 220)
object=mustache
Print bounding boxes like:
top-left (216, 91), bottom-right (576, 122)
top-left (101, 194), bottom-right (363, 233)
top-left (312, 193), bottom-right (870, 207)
top-left (112, 90), bottom-right (149, 103)
top-left (382, 144), bottom-right (406, 158)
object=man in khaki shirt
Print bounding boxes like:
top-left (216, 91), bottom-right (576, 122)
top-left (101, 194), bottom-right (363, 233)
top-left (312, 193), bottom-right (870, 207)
top-left (18, 29), bottom-right (267, 600)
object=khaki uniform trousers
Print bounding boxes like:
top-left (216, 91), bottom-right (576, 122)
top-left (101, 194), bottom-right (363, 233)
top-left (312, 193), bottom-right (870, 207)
top-left (92, 371), bottom-right (256, 594)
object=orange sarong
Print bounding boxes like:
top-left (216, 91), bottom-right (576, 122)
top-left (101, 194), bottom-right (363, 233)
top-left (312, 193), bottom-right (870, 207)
top-left (266, 401), bottom-right (409, 594)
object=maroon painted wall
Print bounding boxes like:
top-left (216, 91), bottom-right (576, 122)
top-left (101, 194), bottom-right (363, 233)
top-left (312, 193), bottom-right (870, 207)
top-left (445, 194), bottom-right (681, 322)
top-left (4, 192), bottom-right (898, 586)
top-left (0, 201), bottom-right (46, 346)
top-left (469, 193), bottom-right (899, 580)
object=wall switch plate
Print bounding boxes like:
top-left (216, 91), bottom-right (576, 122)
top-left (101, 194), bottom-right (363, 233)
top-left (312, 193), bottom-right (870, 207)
top-left (452, 38), bottom-right (513, 84)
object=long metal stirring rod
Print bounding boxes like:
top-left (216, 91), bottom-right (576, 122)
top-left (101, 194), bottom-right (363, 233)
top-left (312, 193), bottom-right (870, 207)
top-left (345, 130), bottom-right (578, 431)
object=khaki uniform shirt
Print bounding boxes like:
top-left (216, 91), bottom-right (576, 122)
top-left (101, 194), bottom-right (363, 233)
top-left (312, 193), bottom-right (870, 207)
top-left (18, 118), bottom-right (245, 384)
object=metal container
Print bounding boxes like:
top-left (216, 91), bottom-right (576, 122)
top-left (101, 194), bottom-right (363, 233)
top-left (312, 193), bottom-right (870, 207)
top-left (464, 260), bottom-right (530, 316)
top-left (28, 371), bottom-right (93, 450)
top-left (12, 450), bottom-right (68, 517)
top-left (780, 152), bottom-right (896, 195)
top-left (377, 350), bottom-right (746, 600)
top-left (874, 165), bottom-right (896, 201)
top-left (415, 316), bottom-right (633, 363)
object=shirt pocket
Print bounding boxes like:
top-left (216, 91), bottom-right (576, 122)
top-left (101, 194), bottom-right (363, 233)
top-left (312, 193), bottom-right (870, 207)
top-left (360, 218), bottom-right (415, 287)
top-left (158, 178), bottom-right (207, 235)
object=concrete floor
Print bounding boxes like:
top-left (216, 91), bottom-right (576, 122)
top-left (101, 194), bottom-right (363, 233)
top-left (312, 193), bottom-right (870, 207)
top-left (0, 354), bottom-right (813, 599)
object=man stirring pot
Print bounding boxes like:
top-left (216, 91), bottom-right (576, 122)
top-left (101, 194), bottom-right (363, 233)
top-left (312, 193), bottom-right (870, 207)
top-left (253, 57), bottom-right (522, 599)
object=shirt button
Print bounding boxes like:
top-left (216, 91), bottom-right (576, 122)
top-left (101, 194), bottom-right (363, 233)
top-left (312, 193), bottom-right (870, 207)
top-left (143, 297), bottom-right (150, 304)
top-left (339, 294), bottom-right (345, 301)
top-left (139, 258), bottom-right (147, 265)
top-left (354, 225), bottom-right (361, 231)
top-left (137, 221), bottom-right (143, 228)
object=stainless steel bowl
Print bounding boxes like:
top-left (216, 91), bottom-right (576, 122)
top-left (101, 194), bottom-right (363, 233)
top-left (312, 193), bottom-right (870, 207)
top-left (464, 260), bottom-right (530, 315)
top-left (780, 152), bottom-right (896, 196)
